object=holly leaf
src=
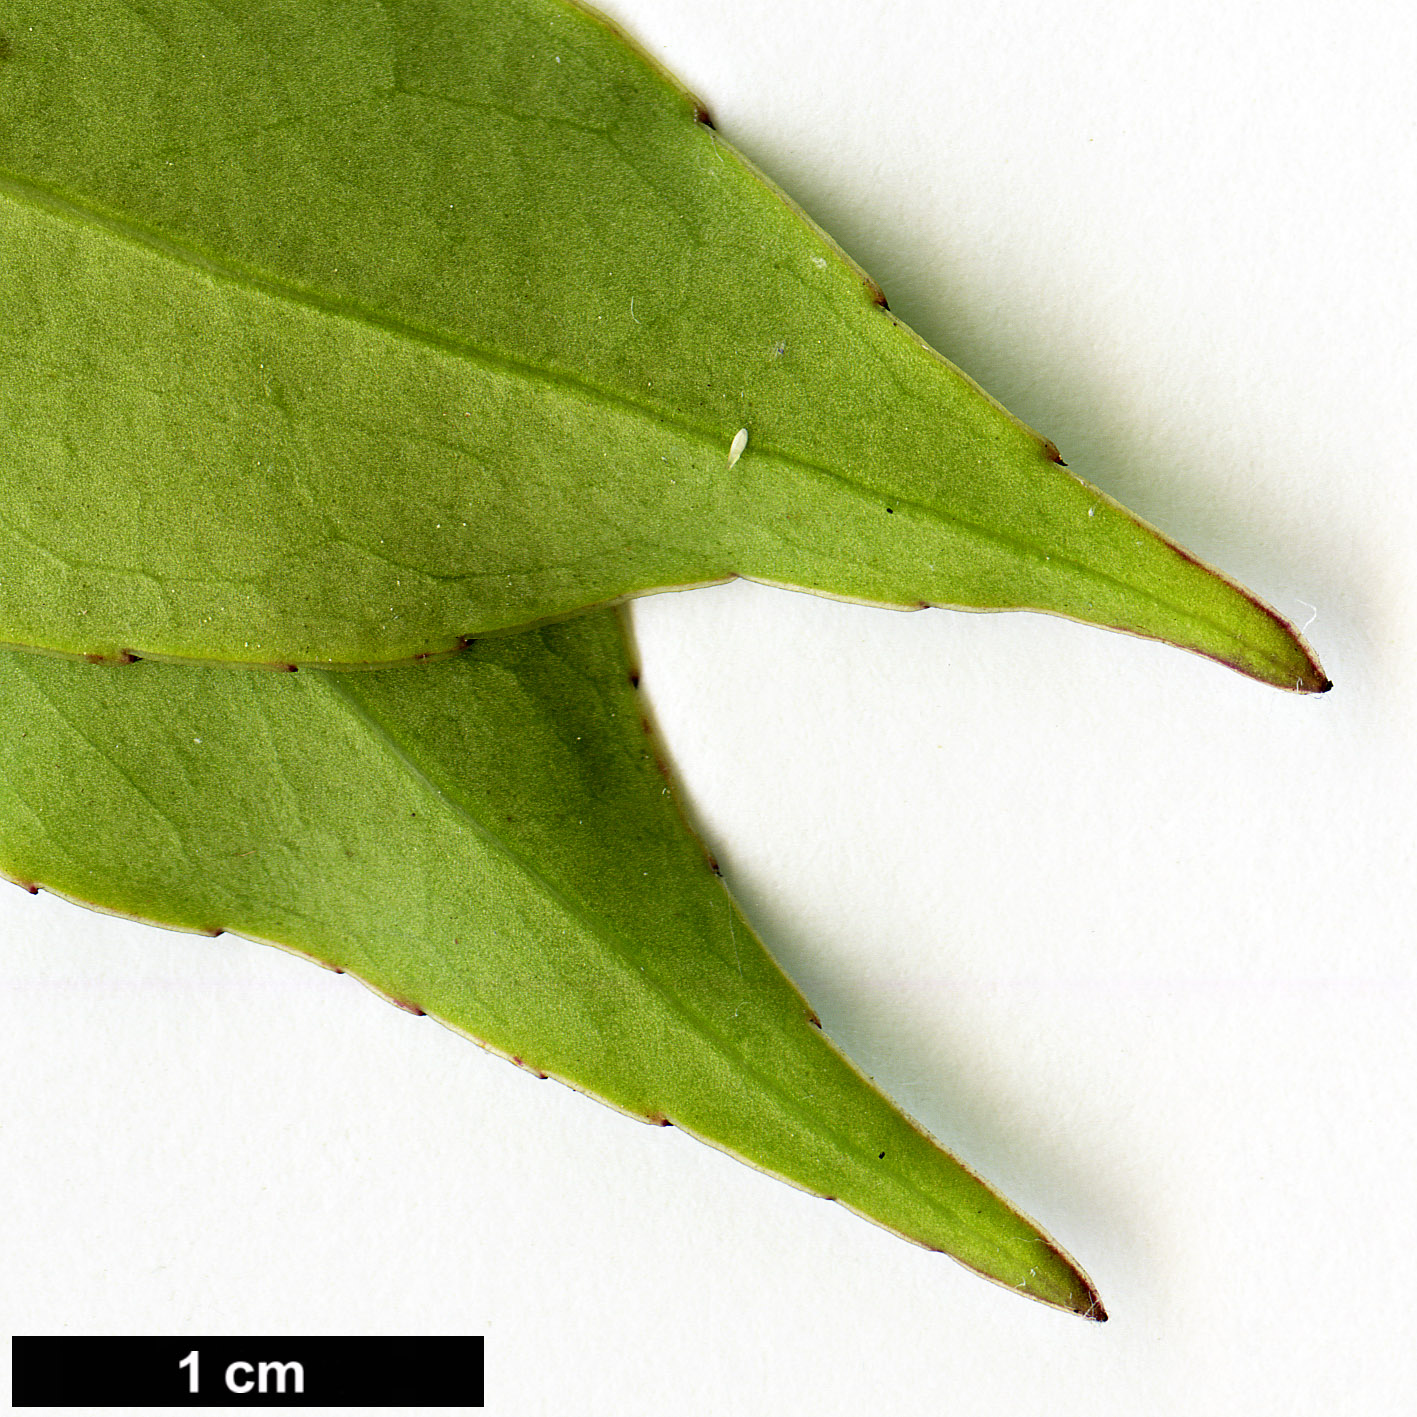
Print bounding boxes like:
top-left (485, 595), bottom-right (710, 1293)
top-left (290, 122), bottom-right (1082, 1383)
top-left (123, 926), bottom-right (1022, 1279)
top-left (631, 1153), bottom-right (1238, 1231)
top-left (0, 610), bottom-right (1104, 1318)
top-left (0, 0), bottom-right (1323, 690)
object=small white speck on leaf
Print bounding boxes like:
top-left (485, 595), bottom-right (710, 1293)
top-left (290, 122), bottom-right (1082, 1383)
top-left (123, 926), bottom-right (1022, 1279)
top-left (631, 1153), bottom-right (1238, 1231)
top-left (811, 255), bottom-right (827, 269)
top-left (727, 428), bottom-right (748, 468)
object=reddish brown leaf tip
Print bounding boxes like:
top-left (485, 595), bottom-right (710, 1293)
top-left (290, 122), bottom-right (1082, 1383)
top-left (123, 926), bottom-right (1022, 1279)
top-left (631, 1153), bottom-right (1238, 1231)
top-left (1288, 658), bottom-right (1332, 694)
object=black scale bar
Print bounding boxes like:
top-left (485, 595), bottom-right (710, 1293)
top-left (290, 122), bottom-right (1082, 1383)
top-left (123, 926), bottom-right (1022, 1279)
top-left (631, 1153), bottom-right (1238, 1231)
top-left (10, 1335), bottom-right (484, 1408)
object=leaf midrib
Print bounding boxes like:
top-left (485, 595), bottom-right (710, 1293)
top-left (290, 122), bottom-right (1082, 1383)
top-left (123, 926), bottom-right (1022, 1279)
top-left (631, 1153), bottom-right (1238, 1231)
top-left (0, 170), bottom-right (1263, 651)
top-left (1, 167), bottom-right (736, 453)
top-left (0, 168), bottom-right (1279, 678)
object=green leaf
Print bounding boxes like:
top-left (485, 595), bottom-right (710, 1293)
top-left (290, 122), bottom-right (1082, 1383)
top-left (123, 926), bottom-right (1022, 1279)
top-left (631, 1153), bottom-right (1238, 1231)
top-left (0, 610), bottom-right (1105, 1319)
top-left (0, 0), bottom-right (1324, 691)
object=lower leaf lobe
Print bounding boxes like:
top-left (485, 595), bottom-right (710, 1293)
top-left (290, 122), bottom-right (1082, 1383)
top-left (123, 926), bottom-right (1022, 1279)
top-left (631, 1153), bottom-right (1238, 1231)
top-left (0, 610), bottom-right (1101, 1315)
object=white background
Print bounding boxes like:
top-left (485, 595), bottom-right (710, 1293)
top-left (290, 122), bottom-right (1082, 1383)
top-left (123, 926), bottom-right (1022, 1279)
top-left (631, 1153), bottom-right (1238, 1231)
top-left (3, 0), bottom-right (1414, 1412)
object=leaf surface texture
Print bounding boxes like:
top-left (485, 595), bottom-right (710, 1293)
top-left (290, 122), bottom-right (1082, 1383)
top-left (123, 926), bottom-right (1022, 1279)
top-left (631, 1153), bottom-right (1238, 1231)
top-left (0, 0), bottom-right (1324, 689)
top-left (0, 612), bottom-right (1103, 1317)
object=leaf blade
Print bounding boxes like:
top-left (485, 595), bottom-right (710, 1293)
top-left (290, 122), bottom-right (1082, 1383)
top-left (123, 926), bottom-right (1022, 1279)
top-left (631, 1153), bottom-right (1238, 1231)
top-left (0, 0), bottom-right (1324, 689)
top-left (0, 610), bottom-right (1103, 1317)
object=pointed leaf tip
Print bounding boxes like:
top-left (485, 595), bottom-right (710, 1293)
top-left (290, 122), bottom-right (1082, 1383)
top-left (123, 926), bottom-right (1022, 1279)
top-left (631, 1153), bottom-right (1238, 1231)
top-left (0, 0), bottom-right (1327, 685)
top-left (0, 614), bottom-right (1102, 1315)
